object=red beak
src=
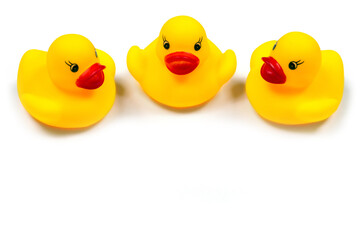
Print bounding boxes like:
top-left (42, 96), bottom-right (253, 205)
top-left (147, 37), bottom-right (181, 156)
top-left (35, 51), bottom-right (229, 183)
top-left (76, 63), bottom-right (106, 90)
top-left (165, 51), bottom-right (199, 75)
top-left (260, 57), bottom-right (286, 84)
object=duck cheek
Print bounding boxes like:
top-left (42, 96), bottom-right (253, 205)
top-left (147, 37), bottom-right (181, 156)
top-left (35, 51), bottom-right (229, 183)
top-left (285, 72), bottom-right (313, 89)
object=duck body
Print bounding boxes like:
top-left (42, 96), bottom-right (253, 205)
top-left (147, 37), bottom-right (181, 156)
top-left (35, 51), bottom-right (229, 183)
top-left (246, 32), bottom-right (344, 125)
top-left (18, 34), bottom-right (116, 129)
top-left (127, 16), bottom-right (236, 108)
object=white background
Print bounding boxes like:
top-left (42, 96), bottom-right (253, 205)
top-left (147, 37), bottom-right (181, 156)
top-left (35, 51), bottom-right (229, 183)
top-left (1, 0), bottom-right (359, 239)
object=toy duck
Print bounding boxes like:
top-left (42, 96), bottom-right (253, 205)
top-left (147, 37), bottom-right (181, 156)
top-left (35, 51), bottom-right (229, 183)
top-left (127, 16), bottom-right (237, 108)
top-left (17, 34), bottom-right (116, 129)
top-left (246, 32), bottom-right (344, 125)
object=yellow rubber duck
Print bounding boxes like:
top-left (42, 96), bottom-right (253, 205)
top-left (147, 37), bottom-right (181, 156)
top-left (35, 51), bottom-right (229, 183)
top-left (18, 34), bottom-right (116, 129)
top-left (127, 16), bottom-right (237, 108)
top-left (246, 32), bottom-right (344, 125)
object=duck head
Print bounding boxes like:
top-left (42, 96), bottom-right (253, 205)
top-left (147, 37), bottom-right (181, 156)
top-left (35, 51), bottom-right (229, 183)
top-left (47, 34), bottom-right (106, 92)
top-left (156, 16), bottom-right (209, 76)
top-left (261, 32), bottom-right (321, 90)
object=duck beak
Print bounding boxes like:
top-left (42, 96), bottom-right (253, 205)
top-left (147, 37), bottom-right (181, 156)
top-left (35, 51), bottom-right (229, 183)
top-left (76, 63), bottom-right (106, 89)
top-left (165, 51), bottom-right (199, 75)
top-left (261, 57), bottom-right (286, 84)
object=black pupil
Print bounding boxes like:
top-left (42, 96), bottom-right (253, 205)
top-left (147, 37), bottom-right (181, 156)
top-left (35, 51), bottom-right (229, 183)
top-left (95, 50), bottom-right (98, 58)
top-left (289, 62), bottom-right (297, 70)
top-left (164, 42), bottom-right (170, 49)
top-left (194, 43), bottom-right (201, 51)
top-left (70, 64), bottom-right (79, 72)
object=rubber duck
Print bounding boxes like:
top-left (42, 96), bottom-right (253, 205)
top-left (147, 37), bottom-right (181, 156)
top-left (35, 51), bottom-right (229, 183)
top-left (17, 34), bottom-right (116, 129)
top-left (246, 32), bottom-right (344, 125)
top-left (127, 16), bottom-right (237, 108)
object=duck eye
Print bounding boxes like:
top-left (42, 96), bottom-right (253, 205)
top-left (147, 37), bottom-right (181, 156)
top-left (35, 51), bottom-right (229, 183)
top-left (70, 64), bottom-right (79, 72)
top-left (194, 37), bottom-right (203, 51)
top-left (273, 41), bottom-right (278, 51)
top-left (95, 49), bottom-right (98, 58)
top-left (289, 61), bottom-right (297, 70)
top-left (65, 61), bottom-right (79, 73)
top-left (163, 41), bottom-right (170, 50)
top-left (289, 60), bottom-right (304, 70)
top-left (194, 42), bottom-right (201, 51)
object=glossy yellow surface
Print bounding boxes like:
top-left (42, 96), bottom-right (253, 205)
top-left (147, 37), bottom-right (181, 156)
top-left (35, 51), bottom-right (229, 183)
top-left (127, 16), bottom-right (237, 108)
top-left (18, 34), bottom-right (116, 129)
top-left (246, 32), bottom-right (344, 125)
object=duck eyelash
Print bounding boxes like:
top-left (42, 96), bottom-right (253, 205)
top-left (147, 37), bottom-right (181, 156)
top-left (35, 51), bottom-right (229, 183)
top-left (65, 60), bottom-right (73, 66)
top-left (162, 35), bottom-right (167, 42)
top-left (296, 60), bottom-right (305, 65)
top-left (197, 36), bottom-right (203, 43)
